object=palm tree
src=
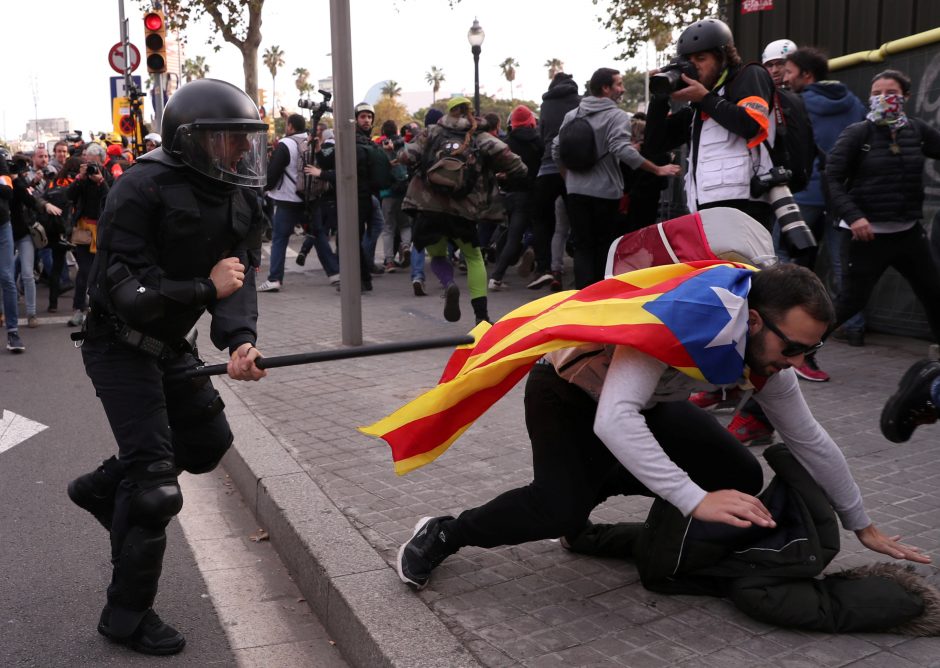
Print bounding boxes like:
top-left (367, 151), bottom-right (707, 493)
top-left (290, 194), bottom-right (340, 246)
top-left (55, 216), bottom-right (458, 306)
top-left (499, 57), bottom-right (519, 101)
top-left (544, 58), bottom-right (564, 80)
top-left (381, 80), bottom-right (402, 99)
top-left (182, 56), bottom-right (210, 83)
top-left (425, 66), bottom-right (445, 104)
top-left (293, 67), bottom-right (310, 99)
top-left (263, 45), bottom-right (285, 111)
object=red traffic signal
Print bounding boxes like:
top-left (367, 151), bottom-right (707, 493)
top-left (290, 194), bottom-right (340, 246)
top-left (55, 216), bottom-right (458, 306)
top-left (143, 10), bottom-right (167, 74)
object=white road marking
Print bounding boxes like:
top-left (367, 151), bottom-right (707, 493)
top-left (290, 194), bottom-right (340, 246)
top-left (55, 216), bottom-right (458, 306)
top-left (0, 410), bottom-right (49, 455)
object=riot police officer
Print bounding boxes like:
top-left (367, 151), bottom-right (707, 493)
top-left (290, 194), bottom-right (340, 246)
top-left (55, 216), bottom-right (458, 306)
top-left (67, 79), bottom-right (268, 655)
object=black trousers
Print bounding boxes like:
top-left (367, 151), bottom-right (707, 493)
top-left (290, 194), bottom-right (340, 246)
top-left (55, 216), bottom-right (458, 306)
top-left (835, 224), bottom-right (940, 340)
top-left (447, 365), bottom-right (763, 550)
top-left (82, 337), bottom-right (233, 613)
top-left (566, 193), bottom-right (623, 289)
top-left (532, 173), bottom-right (567, 276)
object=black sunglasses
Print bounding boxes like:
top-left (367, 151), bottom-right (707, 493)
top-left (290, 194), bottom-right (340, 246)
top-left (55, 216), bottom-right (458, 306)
top-left (756, 310), bottom-right (824, 358)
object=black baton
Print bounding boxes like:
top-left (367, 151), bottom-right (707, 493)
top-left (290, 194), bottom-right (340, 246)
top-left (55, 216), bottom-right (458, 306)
top-left (178, 334), bottom-right (475, 379)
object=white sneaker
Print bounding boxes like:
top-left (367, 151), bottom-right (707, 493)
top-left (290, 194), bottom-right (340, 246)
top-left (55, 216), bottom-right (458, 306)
top-left (488, 278), bottom-right (507, 291)
top-left (257, 279), bottom-right (281, 292)
top-left (327, 274), bottom-right (341, 285)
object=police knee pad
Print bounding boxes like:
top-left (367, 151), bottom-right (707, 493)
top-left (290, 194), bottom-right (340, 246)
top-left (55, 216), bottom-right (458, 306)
top-left (176, 429), bottom-right (233, 474)
top-left (129, 468), bottom-right (183, 529)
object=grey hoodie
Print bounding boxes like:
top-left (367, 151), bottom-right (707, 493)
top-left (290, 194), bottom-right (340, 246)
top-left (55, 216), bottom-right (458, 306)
top-left (551, 96), bottom-right (644, 199)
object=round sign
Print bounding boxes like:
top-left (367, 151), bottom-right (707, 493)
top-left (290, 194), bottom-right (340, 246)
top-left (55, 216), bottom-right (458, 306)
top-left (119, 115), bottom-right (136, 136)
top-left (109, 42), bottom-right (141, 74)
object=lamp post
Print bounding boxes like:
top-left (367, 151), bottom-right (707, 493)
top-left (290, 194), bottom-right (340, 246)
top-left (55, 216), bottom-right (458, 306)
top-left (467, 18), bottom-right (485, 116)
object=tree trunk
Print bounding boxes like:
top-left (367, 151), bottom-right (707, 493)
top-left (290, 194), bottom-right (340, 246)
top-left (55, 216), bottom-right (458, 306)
top-left (242, 42), bottom-right (260, 104)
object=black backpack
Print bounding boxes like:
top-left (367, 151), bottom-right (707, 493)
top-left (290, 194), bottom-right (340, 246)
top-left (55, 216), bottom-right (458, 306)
top-left (557, 108), bottom-right (608, 172)
top-left (766, 87), bottom-right (816, 193)
top-left (421, 126), bottom-right (483, 198)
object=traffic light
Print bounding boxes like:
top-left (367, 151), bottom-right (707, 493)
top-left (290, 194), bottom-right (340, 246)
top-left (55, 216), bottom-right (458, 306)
top-left (143, 9), bottom-right (167, 74)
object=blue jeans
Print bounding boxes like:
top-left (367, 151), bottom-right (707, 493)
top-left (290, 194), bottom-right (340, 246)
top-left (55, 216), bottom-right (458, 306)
top-left (411, 245), bottom-right (426, 282)
top-left (363, 195), bottom-right (383, 265)
top-left (0, 223), bottom-right (19, 331)
top-left (14, 234), bottom-right (36, 317)
top-left (826, 225), bottom-right (865, 331)
top-left (267, 201), bottom-right (305, 283)
top-left (299, 199), bottom-right (340, 276)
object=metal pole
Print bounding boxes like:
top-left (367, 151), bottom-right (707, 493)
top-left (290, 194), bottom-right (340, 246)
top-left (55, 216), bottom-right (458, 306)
top-left (153, 73), bottom-right (164, 132)
top-left (329, 0), bottom-right (362, 346)
top-left (119, 0), bottom-right (132, 93)
top-left (177, 335), bottom-right (475, 379)
top-left (472, 45), bottom-right (481, 116)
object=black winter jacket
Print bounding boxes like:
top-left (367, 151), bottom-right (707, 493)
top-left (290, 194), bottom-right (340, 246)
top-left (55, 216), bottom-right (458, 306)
top-left (504, 126), bottom-right (544, 191)
top-left (825, 118), bottom-right (940, 227)
top-left (538, 74), bottom-right (581, 170)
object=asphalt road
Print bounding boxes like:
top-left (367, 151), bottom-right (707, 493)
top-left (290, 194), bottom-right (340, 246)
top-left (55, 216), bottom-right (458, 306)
top-left (0, 321), bottom-right (235, 667)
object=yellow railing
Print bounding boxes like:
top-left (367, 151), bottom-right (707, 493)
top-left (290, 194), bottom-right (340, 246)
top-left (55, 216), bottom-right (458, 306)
top-left (830, 26), bottom-right (940, 71)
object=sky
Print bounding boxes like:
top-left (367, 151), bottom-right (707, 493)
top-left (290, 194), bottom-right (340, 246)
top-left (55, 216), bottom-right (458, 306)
top-left (1, 0), bottom-right (650, 142)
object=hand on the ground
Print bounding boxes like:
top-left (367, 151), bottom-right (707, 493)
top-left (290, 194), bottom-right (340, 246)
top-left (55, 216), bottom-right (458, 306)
top-left (672, 75), bottom-right (709, 103)
top-left (850, 217), bottom-right (874, 242)
top-left (227, 342), bottom-right (266, 381)
top-left (209, 257), bottom-right (246, 299)
top-left (692, 490), bottom-right (776, 528)
top-left (855, 524), bottom-right (931, 564)
top-left (656, 164), bottom-right (681, 177)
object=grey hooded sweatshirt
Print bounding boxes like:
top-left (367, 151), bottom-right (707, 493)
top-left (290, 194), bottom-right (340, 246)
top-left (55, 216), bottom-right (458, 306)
top-left (551, 95), bottom-right (645, 200)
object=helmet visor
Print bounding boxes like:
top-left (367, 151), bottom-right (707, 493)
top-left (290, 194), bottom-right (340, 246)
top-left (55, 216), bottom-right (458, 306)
top-left (175, 127), bottom-right (267, 187)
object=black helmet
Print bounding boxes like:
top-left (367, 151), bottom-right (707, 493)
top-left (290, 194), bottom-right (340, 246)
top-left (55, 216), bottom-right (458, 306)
top-left (676, 18), bottom-right (734, 57)
top-left (162, 78), bottom-right (268, 187)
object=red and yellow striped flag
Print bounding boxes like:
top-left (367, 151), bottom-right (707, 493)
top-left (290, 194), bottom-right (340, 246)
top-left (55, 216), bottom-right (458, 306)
top-left (361, 261), bottom-right (754, 475)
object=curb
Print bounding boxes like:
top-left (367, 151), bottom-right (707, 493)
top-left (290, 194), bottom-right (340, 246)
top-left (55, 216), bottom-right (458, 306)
top-left (215, 381), bottom-right (481, 668)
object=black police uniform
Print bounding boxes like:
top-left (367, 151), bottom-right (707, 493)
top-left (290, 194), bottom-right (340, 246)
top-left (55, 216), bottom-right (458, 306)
top-left (73, 147), bottom-right (264, 645)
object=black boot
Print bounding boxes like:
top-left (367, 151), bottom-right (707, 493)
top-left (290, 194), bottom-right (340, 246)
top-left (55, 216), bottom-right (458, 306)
top-left (471, 296), bottom-right (490, 325)
top-left (98, 606), bottom-right (186, 655)
top-left (67, 456), bottom-right (123, 531)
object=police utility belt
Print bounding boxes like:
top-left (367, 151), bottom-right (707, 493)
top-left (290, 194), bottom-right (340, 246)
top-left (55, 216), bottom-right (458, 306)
top-left (73, 316), bottom-right (198, 360)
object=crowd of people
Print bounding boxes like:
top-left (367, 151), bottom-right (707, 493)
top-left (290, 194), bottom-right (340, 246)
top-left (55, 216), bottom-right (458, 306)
top-left (2, 13), bottom-right (939, 656)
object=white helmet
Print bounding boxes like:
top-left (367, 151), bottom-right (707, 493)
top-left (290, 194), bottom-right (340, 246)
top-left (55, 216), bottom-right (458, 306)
top-left (144, 132), bottom-right (162, 146)
top-left (762, 39), bottom-right (797, 64)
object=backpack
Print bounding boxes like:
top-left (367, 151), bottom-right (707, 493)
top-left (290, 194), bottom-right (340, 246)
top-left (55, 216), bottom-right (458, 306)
top-left (557, 108), bottom-right (608, 172)
top-left (766, 87), bottom-right (816, 193)
top-left (421, 126), bottom-right (483, 198)
top-left (285, 135), bottom-right (309, 195)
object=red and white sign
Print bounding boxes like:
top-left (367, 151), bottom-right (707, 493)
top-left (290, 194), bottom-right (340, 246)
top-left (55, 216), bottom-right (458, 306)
top-left (108, 42), bottom-right (141, 74)
top-left (741, 0), bottom-right (774, 13)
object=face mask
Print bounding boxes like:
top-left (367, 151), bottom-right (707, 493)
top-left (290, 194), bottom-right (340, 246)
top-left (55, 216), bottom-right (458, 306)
top-left (867, 94), bottom-right (907, 126)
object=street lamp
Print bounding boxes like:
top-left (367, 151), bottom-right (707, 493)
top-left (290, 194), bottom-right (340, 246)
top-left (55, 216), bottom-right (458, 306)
top-left (467, 18), bottom-right (485, 116)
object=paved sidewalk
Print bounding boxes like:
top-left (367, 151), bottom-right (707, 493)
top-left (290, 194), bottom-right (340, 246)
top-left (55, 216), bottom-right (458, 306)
top-left (209, 244), bottom-right (940, 667)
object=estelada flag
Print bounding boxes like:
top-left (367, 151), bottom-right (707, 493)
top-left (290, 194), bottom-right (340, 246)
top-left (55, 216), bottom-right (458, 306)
top-left (361, 261), bottom-right (754, 475)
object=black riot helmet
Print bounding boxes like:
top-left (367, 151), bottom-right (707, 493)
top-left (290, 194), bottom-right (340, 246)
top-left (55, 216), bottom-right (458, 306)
top-left (162, 78), bottom-right (268, 187)
top-left (676, 18), bottom-right (735, 57)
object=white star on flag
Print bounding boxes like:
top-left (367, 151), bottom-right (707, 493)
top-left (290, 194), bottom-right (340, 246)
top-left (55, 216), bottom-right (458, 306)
top-left (705, 286), bottom-right (748, 360)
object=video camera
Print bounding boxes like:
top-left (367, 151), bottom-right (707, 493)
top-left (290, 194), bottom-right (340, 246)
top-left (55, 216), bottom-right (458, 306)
top-left (298, 89), bottom-right (333, 120)
top-left (85, 163), bottom-right (99, 176)
top-left (649, 56), bottom-right (698, 96)
top-left (750, 165), bottom-right (817, 252)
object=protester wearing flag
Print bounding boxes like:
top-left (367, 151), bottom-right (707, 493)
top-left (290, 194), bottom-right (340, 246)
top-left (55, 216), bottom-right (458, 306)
top-left (365, 262), bottom-right (929, 591)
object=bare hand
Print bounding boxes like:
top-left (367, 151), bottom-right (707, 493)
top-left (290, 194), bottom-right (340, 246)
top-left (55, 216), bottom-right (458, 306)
top-left (209, 256), bottom-right (246, 299)
top-left (850, 217), bottom-right (874, 242)
top-left (45, 203), bottom-right (62, 216)
top-left (303, 165), bottom-right (321, 177)
top-left (855, 524), bottom-right (931, 564)
top-left (227, 342), bottom-right (266, 381)
top-left (671, 75), bottom-right (709, 104)
top-left (656, 164), bottom-right (681, 177)
top-left (90, 173), bottom-right (105, 185)
top-left (691, 490), bottom-right (777, 528)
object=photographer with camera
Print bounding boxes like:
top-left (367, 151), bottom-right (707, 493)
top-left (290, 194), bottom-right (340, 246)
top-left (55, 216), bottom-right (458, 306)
top-left (645, 18), bottom-right (781, 232)
top-left (258, 113), bottom-right (308, 293)
top-left (65, 143), bottom-right (110, 327)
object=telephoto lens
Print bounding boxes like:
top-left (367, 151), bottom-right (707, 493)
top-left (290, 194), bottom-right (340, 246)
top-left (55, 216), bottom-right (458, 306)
top-left (769, 185), bottom-right (817, 252)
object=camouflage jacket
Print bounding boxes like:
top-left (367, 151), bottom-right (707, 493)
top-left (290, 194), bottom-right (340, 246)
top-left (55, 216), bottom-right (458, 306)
top-left (398, 114), bottom-right (526, 220)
